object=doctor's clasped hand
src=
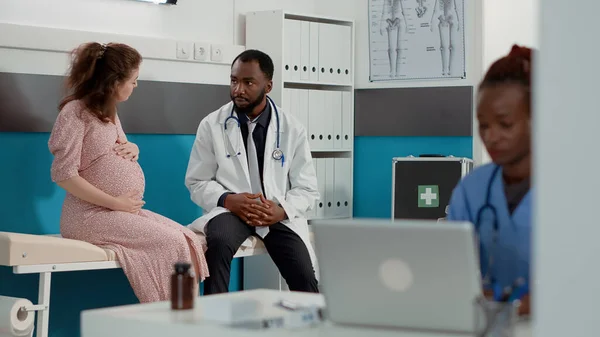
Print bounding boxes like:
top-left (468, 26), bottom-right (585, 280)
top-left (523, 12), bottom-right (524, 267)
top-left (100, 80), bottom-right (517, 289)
top-left (246, 194), bottom-right (287, 226)
top-left (223, 192), bottom-right (285, 226)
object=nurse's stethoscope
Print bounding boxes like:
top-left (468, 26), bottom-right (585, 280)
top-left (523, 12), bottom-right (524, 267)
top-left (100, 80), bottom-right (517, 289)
top-left (223, 95), bottom-right (284, 166)
top-left (474, 165), bottom-right (511, 288)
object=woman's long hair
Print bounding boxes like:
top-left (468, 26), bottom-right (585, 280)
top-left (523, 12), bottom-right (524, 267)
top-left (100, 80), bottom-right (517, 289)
top-left (58, 42), bottom-right (142, 122)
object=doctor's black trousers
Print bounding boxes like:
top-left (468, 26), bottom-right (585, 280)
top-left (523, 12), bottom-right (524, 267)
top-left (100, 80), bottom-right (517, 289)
top-left (202, 212), bottom-right (319, 295)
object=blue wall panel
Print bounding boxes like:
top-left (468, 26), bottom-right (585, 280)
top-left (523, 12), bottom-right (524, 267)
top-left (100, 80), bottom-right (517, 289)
top-left (353, 136), bottom-right (473, 218)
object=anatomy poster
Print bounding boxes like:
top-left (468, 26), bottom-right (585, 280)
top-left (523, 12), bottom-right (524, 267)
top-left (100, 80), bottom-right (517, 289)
top-left (368, 0), bottom-right (466, 81)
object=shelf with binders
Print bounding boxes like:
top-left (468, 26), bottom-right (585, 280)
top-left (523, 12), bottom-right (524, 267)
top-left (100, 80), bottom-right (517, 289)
top-left (245, 10), bottom-right (354, 87)
top-left (282, 88), bottom-right (353, 152)
top-left (283, 12), bottom-right (353, 26)
top-left (311, 149), bottom-right (353, 153)
top-left (306, 156), bottom-right (353, 220)
top-left (284, 80), bottom-right (352, 91)
top-left (282, 17), bottom-right (353, 86)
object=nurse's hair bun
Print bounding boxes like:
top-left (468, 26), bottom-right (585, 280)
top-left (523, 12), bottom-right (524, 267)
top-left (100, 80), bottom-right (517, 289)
top-left (480, 44), bottom-right (534, 89)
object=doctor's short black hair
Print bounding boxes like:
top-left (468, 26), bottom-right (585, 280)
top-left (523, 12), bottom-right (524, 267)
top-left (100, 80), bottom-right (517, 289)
top-left (232, 49), bottom-right (274, 81)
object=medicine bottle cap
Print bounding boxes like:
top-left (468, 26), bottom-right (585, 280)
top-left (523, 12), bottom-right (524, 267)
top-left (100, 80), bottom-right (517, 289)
top-left (174, 262), bottom-right (191, 274)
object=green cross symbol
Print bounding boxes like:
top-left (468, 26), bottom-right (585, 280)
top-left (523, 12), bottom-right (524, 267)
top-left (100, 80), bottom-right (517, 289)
top-left (418, 185), bottom-right (439, 208)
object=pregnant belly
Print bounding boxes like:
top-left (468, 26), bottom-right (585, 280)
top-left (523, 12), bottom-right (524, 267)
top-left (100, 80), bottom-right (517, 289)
top-left (80, 152), bottom-right (145, 199)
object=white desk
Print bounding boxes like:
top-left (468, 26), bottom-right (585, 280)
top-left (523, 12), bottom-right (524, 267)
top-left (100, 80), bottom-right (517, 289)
top-left (81, 289), bottom-right (532, 337)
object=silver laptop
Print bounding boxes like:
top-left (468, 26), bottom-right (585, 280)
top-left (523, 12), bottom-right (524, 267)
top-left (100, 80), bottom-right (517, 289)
top-left (312, 218), bottom-right (482, 333)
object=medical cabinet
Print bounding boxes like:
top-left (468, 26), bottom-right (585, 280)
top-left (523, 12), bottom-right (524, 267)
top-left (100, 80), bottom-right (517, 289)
top-left (392, 156), bottom-right (473, 220)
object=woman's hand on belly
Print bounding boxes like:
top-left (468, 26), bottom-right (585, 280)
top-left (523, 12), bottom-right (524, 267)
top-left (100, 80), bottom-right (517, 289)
top-left (57, 176), bottom-right (141, 212)
top-left (114, 141), bottom-right (139, 161)
top-left (111, 191), bottom-right (146, 213)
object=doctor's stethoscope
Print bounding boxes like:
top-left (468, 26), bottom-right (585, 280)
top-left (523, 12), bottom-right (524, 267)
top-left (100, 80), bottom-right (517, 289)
top-left (474, 165), bottom-right (521, 288)
top-left (223, 95), bottom-right (285, 166)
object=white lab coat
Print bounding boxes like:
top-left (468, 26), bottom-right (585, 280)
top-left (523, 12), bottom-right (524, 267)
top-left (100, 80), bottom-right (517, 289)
top-left (185, 100), bottom-right (320, 270)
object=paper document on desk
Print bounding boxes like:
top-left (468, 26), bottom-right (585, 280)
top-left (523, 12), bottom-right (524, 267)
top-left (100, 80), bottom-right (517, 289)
top-left (201, 297), bottom-right (324, 329)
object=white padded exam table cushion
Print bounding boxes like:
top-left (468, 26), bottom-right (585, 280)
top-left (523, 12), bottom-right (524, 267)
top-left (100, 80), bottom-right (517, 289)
top-left (0, 231), bottom-right (264, 267)
top-left (0, 232), bottom-right (111, 266)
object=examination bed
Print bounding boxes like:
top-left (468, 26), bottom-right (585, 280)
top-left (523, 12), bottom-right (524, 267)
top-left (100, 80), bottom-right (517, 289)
top-left (0, 231), bottom-right (267, 337)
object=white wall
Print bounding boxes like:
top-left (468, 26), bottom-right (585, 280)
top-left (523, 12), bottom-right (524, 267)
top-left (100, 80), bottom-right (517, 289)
top-left (534, 1), bottom-right (600, 336)
top-left (0, 0), bottom-right (240, 85)
top-left (318, 0), bottom-right (540, 167)
top-left (480, 0), bottom-right (539, 163)
top-left (0, 0), bottom-right (322, 86)
top-left (0, 0), bottom-right (324, 46)
top-left (483, 0), bottom-right (539, 71)
top-left (234, 0), bottom-right (318, 45)
top-left (1, 0), bottom-right (530, 166)
top-left (325, 0), bottom-right (483, 91)
top-left (316, 0), bottom-right (484, 165)
top-left (0, 0), bottom-right (234, 43)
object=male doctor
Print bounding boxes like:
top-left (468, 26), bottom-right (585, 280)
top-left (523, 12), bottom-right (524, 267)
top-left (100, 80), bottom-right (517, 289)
top-left (185, 49), bottom-right (320, 294)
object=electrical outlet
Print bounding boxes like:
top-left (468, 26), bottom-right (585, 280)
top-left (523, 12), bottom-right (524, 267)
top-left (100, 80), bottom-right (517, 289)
top-left (193, 42), bottom-right (210, 61)
top-left (176, 41), bottom-right (191, 59)
top-left (211, 44), bottom-right (223, 62)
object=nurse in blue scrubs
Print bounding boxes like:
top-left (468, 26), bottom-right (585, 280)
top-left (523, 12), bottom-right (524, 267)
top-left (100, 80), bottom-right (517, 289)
top-left (447, 45), bottom-right (533, 315)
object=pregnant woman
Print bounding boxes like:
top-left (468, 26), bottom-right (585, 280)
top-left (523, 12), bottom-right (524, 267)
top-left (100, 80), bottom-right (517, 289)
top-left (48, 42), bottom-right (209, 303)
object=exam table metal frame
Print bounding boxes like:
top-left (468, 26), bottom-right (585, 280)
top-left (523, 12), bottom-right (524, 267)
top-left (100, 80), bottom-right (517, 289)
top-left (9, 242), bottom-right (267, 337)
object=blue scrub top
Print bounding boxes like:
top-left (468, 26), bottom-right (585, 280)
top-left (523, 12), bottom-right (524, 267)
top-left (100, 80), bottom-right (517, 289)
top-left (447, 163), bottom-right (532, 290)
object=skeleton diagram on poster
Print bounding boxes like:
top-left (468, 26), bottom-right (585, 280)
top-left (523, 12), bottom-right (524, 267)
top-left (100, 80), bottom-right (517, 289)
top-left (369, 0), bottom-right (466, 81)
